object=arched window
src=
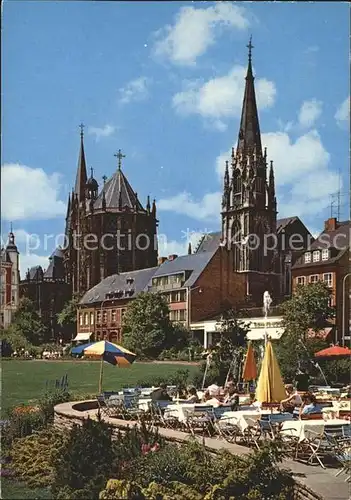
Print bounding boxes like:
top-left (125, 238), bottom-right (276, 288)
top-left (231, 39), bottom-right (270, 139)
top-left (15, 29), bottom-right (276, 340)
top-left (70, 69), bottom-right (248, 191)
top-left (233, 170), bottom-right (242, 193)
top-left (254, 221), bottom-right (264, 271)
top-left (231, 220), bottom-right (241, 271)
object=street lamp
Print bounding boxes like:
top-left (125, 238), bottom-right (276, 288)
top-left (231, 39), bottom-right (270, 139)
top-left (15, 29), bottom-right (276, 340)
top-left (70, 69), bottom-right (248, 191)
top-left (342, 273), bottom-right (351, 347)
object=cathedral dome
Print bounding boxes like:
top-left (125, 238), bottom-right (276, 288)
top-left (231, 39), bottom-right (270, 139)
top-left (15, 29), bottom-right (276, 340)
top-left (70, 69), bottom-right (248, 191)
top-left (86, 175), bottom-right (98, 191)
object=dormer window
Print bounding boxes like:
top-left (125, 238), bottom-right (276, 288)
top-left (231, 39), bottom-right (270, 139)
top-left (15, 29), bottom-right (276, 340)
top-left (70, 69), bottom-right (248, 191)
top-left (312, 251), bottom-right (320, 262)
top-left (321, 249), bottom-right (329, 261)
top-left (304, 252), bottom-right (311, 263)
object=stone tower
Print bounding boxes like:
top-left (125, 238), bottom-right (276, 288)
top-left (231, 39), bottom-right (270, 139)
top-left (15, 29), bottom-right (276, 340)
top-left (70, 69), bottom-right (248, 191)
top-left (221, 38), bottom-right (279, 303)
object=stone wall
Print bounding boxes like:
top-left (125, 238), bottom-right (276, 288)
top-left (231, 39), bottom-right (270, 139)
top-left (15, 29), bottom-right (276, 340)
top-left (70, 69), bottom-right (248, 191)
top-left (54, 401), bottom-right (324, 500)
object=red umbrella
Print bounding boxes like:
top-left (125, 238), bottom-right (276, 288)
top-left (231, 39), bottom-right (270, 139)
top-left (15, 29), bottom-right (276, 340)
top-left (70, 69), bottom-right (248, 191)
top-left (315, 345), bottom-right (351, 358)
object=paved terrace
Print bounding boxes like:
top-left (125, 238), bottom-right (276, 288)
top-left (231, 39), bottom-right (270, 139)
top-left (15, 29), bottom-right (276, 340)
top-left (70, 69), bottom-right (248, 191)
top-left (54, 401), bottom-right (350, 500)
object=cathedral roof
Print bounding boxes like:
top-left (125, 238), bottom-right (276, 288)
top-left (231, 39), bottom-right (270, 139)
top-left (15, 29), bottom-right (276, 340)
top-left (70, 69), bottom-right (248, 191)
top-left (74, 130), bottom-right (88, 203)
top-left (94, 167), bottom-right (145, 212)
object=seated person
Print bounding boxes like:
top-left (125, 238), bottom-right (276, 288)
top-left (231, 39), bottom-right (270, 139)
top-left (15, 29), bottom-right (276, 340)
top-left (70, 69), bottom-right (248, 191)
top-left (185, 387), bottom-right (200, 403)
top-left (151, 383), bottom-right (172, 402)
top-left (222, 385), bottom-right (239, 410)
top-left (280, 384), bottom-right (302, 414)
top-left (299, 392), bottom-right (321, 417)
top-left (202, 390), bottom-right (212, 402)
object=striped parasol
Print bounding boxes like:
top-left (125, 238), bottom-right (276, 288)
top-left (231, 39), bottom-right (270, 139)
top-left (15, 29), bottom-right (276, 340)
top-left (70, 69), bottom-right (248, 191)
top-left (84, 341), bottom-right (136, 393)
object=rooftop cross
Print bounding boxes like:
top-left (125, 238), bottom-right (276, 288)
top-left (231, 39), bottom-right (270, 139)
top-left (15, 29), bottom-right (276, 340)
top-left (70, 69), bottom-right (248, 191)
top-left (102, 175), bottom-right (107, 185)
top-left (247, 35), bottom-right (254, 62)
top-left (79, 123), bottom-right (85, 139)
top-left (114, 149), bottom-right (126, 170)
top-left (90, 167), bottom-right (94, 178)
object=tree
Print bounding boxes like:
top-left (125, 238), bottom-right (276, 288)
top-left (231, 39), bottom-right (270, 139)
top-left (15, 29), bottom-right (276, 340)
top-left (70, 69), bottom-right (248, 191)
top-left (9, 297), bottom-right (48, 345)
top-left (122, 293), bottom-right (176, 358)
top-left (202, 309), bottom-right (250, 386)
top-left (57, 294), bottom-right (80, 341)
top-left (276, 282), bottom-right (335, 381)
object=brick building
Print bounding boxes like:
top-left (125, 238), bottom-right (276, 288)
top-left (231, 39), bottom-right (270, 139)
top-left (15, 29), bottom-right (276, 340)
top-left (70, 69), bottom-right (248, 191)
top-left (0, 230), bottom-right (20, 329)
top-left (291, 217), bottom-right (350, 344)
top-left (20, 248), bottom-right (71, 340)
top-left (77, 248), bottom-right (247, 342)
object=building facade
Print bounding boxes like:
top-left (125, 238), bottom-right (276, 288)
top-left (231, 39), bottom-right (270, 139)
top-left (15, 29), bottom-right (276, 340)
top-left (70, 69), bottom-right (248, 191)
top-left (0, 230), bottom-right (20, 329)
top-left (76, 249), bottom-right (247, 342)
top-left (19, 248), bottom-right (71, 340)
top-left (292, 217), bottom-right (350, 344)
top-left (63, 132), bottom-right (158, 298)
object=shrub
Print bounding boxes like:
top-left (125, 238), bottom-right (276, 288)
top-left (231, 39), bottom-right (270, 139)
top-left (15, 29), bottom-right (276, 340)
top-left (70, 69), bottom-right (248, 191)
top-left (10, 427), bottom-right (66, 488)
top-left (51, 416), bottom-right (115, 499)
top-left (99, 479), bottom-right (144, 499)
top-left (3, 405), bottom-right (45, 445)
top-left (136, 368), bottom-right (190, 389)
top-left (38, 389), bottom-right (71, 426)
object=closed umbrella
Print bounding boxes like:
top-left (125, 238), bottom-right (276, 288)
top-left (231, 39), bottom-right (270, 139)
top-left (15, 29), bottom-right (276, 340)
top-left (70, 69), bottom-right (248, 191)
top-left (242, 341), bottom-right (257, 381)
top-left (84, 340), bottom-right (136, 393)
top-left (255, 340), bottom-right (286, 403)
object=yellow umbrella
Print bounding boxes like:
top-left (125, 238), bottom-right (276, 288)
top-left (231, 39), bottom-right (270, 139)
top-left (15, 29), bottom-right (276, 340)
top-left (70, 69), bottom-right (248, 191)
top-left (242, 341), bottom-right (257, 381)
top-left (255, 340), bottom-right (286, 403)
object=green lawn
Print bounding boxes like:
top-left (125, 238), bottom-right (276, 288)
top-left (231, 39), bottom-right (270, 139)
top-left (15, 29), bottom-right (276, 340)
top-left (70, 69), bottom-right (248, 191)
top-left (2, 359), bottom-right (199, 411)
top-left (1, 479), bottom-right (52, 499)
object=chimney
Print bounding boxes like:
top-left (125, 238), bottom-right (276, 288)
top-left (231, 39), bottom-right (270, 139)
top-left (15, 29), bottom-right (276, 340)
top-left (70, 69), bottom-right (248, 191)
top-left (324, 217), bottom-right (337, 232)
top-left (168, 254), bottom-right (178, 261)
top-left (158, 257), bottom-right (167, 266)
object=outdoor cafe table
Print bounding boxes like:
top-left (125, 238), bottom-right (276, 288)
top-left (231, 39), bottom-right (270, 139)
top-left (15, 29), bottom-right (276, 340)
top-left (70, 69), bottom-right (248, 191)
top-left (164, 401), bottom-right (221, 422)
top-left (280, 418), bottom-right (350, 442)
top-left (219, 409), bottom-right (284, 432)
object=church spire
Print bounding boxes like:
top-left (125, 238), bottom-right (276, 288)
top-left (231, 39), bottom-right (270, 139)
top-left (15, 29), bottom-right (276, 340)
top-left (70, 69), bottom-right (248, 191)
top-left (237, 36), bottom-right (262, 157)
top-left (75, 123), bottom-right (88, 202)
top-left (268, 160), bottom-right (277, 211)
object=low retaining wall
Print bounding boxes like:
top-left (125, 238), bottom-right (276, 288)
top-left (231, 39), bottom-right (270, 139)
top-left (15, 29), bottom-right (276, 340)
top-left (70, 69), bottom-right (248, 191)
top-left (54, 401), bottom-right (329, 500)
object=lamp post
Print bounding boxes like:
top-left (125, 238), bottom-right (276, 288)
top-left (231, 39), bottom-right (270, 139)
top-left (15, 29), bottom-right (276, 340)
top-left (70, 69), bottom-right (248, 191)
top-left (263, 291), bottom-right (272, 348)
top-left (342, 273), bottom-right (351, 347)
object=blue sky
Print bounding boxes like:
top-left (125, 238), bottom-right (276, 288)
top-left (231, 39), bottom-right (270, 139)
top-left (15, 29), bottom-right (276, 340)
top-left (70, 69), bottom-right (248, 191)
top-left (2, 1), bottom-right (349, 276)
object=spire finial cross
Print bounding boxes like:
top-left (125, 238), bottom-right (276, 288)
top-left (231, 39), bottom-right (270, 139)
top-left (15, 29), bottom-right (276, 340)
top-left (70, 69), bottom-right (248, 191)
top-left (90, 167), bottom-right (94, 178)
top-left (114, 149), bottom-right (126, 170)
top-left (79, 123), bottom-right (85, 139)
top-left (247, 35), bottom-right (254, 62)
top-left (10, 221), bottom-right (13, 233)
top-left (102, 175), bottom-right (107, 185)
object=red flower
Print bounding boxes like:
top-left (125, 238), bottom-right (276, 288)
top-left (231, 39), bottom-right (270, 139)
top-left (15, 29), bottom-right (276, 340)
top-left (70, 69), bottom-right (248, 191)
top-left (141, 444), bottom-right (151, 455)
top-left (150, 443), bottom-right (160, 453)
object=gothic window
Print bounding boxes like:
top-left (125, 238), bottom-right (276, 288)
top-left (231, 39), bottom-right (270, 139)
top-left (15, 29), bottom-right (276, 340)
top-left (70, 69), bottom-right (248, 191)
top-left (255, 177), bottom-right (262, 193)
top-left (254, 221), bottom-right (264, 271)
top-left (231, 221), bottom-right (241, 271)
top-left (244, 215), bottom-right (249, 235)
top-left (233, 170), bottom-right (242, 193)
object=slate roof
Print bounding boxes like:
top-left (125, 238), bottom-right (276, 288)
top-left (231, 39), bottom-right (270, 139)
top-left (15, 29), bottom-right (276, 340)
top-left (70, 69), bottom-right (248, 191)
top-left (276, 217), bottom-right (298, 233)
top-left (80, 267), bottom-right (158, 305)
top-left (27, 266), bottom-right (44, 281)
top-left (151, 251), bottom-right (216, 288)
top-left (292, 220), bottom-right (350, 269)
top-left (94, 168), bottom-right (145, 212)
top-left (0, 248), bottom-right (12, 264)
top-left (195, 232), bottom-right (221, 253)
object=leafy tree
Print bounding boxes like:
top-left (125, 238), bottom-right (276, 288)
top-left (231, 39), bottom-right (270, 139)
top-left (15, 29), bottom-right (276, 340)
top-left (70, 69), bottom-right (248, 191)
top-left (276, 282), bottom-right (335, 382)
top-left (8, 297), bottom-right (48, 345)
top-left (57, 295), bottom-right (80, 331)
top-left (122, 292), bottom-right (176, 358)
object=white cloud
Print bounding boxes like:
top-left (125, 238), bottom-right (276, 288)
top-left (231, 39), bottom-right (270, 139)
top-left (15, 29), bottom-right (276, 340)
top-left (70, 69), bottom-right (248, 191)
top-left (1, 164), bottom-right (66, 221)
top-left (172, 66), bottom-right (276, 126)
top-left (158, 192), bottom-right (221, 222)
top-left (335, 97), bottom-right (349, 128)
top-left (118, 76), bottom-right (150, 104)
top-left (158, 231), bottom-right (204, 257)
top-left (298, 99), bottom-right (322, 128)
top-left (153, 3), bottom-right (249, 66)
top-left (88, 124), bottom-right (115, 141)
top-left (19, 253), bottom-right (49, 280)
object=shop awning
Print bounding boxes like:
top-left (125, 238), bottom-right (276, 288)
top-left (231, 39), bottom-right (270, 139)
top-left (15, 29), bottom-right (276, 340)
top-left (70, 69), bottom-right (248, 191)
top-left (73, 332), bottom-right (93, 342)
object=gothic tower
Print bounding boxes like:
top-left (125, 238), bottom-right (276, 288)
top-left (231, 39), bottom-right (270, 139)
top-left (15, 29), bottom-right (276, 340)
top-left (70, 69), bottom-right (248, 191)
top-left (221, 38), bottom-right (279, 303)
top-left (64, 129), bottom-right (158, 297)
